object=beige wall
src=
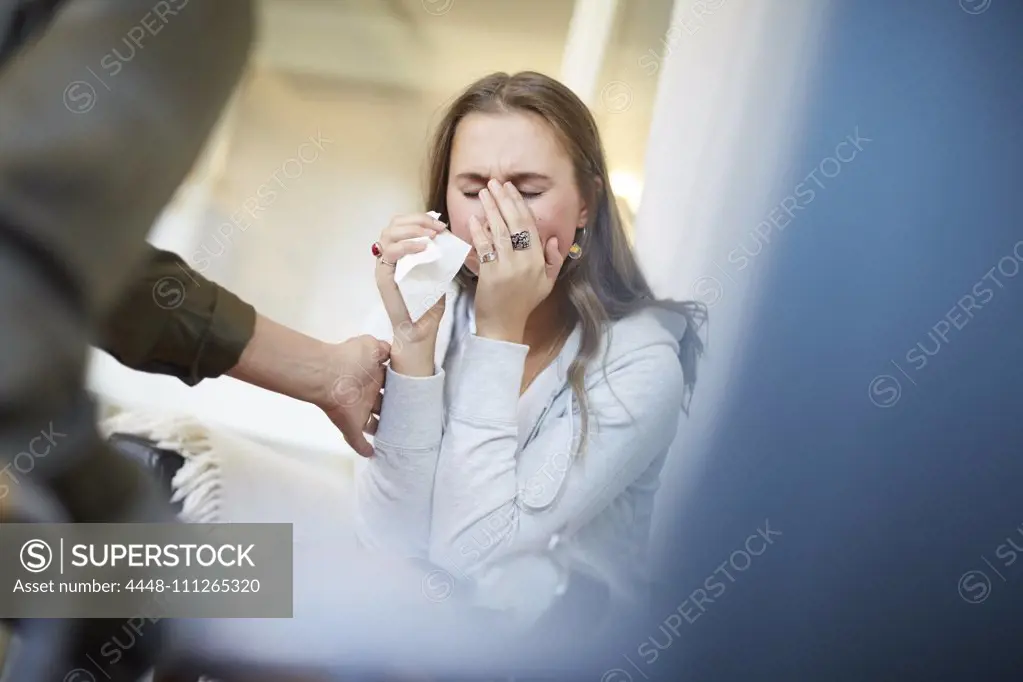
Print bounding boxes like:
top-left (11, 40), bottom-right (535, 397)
top-left (199, 72), bottom-right (438, 344)
top-left (88, 70), bottom-right (453, 457)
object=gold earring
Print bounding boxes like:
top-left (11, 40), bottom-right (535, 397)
top-left (568, 227), bottom-right (585, 260)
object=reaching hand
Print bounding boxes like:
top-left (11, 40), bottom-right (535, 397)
top-left (318, 335), bottom-right (391, 457)
top-left (227, 315), bottom-right (392, 458)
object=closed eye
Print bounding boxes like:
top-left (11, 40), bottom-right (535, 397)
top-left (461, 189), bottom-right (544, 199)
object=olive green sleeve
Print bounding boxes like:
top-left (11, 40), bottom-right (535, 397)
top-left (98, 243), bottom-right (256, 386)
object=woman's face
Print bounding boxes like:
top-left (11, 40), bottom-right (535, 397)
top-left (445, 110), bottom-right (588, 275)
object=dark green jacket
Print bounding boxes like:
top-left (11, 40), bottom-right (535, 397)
top-left (100, 244), bottom-right (256, 385)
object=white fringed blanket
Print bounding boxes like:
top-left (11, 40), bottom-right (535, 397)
top-left (93, 406), bottom-right (366, 682)
top-left (98, 405), bottom-right (357, 549)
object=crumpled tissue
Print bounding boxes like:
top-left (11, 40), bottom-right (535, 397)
top-left (394, 211), bottom-right (472, 322)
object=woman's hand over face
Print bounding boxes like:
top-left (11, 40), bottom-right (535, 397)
top-left (374, 212), bottom-right (448, 376)
top-left (470, 180), bottom-right (566, 344)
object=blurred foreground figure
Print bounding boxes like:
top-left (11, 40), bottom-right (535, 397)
top-left (0, 1), bottom-right (253, 679)
top-left (647, 0), bottom-right (1023, 680)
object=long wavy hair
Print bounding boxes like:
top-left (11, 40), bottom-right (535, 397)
top-left (424, 71), bottom-right (706, 454)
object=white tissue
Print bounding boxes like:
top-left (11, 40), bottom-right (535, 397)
top-left (393, 212), bottom-right (471, 322)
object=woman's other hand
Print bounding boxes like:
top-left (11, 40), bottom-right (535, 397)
top-left (470, 179), bottom-right (565, 344)
top-left (374, 213), bottom-right (448, 376)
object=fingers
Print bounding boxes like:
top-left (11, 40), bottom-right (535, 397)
top-left (342, 422), bottom-right (374, 457)
top-left (488, 179), bottom-right (528, 230)
top-left (355, 383), bottom-right (385, 451)
top-left (479, 186), bottom-right (511, 254)
top-left (380, 223), bottom-right (440, 246)
top-left (377, 212), bottom-right (443, 269)
top-left (328, 338), bottom-right (389, 458)
top-left (389, 213), bottom-right (448, 235)
top-left (467, 214), bottom-right (494, 260)
top-left (381, 212), bottom-right (446, 250)
top-left (375, 237), bottom-right (432, 326)
top-left (376, 211), bottom-right (446, 274)
top-left (372, 211), bottom-right (449, 350)
top-left (364, 413), bottom-right (379, 436)
top-left (544, 236), bottom-right (564, 282)
top-left (379, 237), bottom-right (429, 266)
top-left (500, 182), bottom-right (542, 247)
top-left (487, 182), bottom-right (545, 267)
top-left (501, 181), bottom-right (533, 224)
top-left (376, 251), bottom-right (417, 329)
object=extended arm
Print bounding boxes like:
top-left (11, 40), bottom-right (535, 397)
top-left (99, 243), bottom-right (256, 384)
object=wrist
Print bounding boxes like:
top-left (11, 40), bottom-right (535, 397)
top-left (390, 341), bottom-right (436, 377)
top-left (228, 315), bottom-right (329, 406)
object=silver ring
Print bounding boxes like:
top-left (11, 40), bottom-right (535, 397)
top-left (479, 250), bottom-right (498, 263)
top-left (510, 231), bottom-right (531, 250)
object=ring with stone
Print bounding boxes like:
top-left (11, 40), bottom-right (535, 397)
top-left (510, 231), bottom-right (531, 250)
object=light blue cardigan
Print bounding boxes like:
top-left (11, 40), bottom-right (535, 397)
top-left (355, 286), bottom-right (692, 612)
